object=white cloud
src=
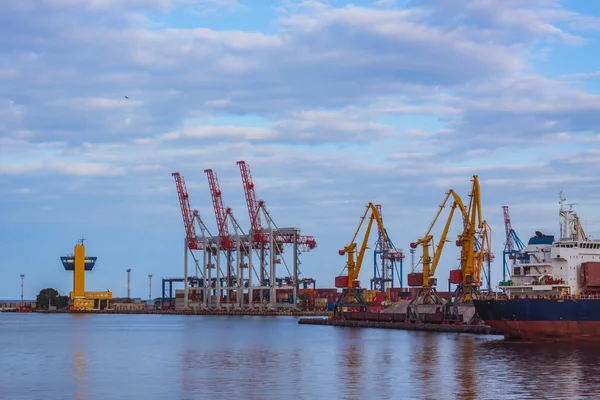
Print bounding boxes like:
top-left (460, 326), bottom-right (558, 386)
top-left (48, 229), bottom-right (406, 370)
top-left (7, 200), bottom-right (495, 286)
top-left (374, 0), bottom-right (395, 6)
top-left (0, 161), bottom-right (124, 176)
top-left (163, 125), bottom-right (276, 140)
top-left (11, 187), bottom-right (32, 194)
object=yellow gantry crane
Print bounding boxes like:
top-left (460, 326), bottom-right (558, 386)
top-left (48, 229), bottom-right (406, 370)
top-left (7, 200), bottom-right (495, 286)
top-left (333, 202), bottom-right (390, 318)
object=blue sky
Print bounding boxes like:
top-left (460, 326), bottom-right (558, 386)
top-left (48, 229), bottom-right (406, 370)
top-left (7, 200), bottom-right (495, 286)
top-left (1, 0), bottom-right (599, 299)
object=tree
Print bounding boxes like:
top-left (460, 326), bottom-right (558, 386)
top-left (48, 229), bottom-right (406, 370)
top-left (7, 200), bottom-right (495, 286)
top-left (36, 288), bottom-right (70, 310)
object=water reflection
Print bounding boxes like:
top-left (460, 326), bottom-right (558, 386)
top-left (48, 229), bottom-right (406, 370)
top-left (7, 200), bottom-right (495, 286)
top-left (481, 341), bottom-right (600, 399)
top-left (454, 336), bottom-right (477, 400)
top-left (338, 328), bottom-right (364, 400)
top-left (71, 346), bottom-right (87, 400)
top-left (410, 333), bottom-right (441, 400)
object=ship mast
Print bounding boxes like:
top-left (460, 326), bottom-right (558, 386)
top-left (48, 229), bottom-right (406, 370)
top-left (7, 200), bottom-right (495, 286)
top-left (559, 191), bottom-right (570, 240)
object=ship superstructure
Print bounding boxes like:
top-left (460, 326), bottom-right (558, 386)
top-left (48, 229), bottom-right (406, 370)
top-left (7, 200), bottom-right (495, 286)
top-left (503, 191), bottom-right (600, 298)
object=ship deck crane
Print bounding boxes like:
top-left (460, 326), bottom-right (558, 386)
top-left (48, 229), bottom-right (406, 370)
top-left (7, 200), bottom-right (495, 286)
top-left (333, 202), bottom-right (391, 318)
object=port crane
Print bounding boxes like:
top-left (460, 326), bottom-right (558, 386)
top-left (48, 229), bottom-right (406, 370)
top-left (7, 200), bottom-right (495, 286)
top-left (408, 175), bottom-right (489, 322)
top-left (502, 205), bottom-right (525, 284)
top-left (407, 188), bottom-right (468, 319)
top-left (446, 176), bottom-right (492, 321)
top-left (371, 204), bottom-right (404, 292)
top-left (450, 176), bottom-right (485, 301)
top-left (333, 202), bottom-right (392, 318)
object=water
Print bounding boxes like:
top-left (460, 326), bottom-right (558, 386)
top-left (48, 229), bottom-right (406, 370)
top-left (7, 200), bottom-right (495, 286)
top-left (1, 314), bottom-right (600, 400)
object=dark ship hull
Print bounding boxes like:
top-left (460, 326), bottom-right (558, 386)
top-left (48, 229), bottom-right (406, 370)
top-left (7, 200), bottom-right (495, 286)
top-left (473, 298), bottom-right (600, 341)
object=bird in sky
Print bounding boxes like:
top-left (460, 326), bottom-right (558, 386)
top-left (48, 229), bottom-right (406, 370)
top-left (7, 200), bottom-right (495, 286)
top-left (124, 96), bottom-right (129, 99)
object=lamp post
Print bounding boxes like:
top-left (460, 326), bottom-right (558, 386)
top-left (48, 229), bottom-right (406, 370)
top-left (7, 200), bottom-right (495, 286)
top-left (20, 274), bottom-right (24, 307)
top-left (148, 274), bottom-right (153, 303)
top-left (127, 269), bottom-right (131, 299)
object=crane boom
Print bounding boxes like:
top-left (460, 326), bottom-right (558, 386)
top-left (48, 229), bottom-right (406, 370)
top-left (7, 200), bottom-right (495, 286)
top-left (172, 172), bottom-right (199, 250)
top-left (204, 169), bottom-right (233, 250)
top-left (236, 160), bottom-right (265, 243)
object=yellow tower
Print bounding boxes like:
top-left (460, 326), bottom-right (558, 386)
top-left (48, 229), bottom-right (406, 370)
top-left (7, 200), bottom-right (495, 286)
top-left (62, 239), bottom-right (112, 310)
top-left (73, 244), bottom-right (86, 298)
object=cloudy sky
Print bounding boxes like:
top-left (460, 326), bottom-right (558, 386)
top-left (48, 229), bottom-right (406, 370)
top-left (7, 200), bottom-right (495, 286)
top-left (1, 0), bottom-right (599, 300)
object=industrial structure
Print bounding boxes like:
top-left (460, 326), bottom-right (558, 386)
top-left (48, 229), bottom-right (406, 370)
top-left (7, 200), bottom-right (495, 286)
top-left (405, 175), bottom-right (491, 323)
top-left (332, 202), bottom-right (399, 317)
top-left (61, 239), bottom-right (112, 310)
top-left (370, 204), bottom-right (405, 292)
top-left (501, 205), bottom-right (526, 285)
top-left (169, 161), bottom-right (317, 310)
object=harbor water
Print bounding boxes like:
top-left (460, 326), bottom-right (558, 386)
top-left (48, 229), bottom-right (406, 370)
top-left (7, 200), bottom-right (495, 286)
top-left (1, 313), bottom-right (599, 400)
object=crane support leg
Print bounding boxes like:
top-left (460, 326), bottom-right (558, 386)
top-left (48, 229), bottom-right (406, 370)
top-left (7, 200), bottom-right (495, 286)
top-left (333, 288), bottom-right (368, 318)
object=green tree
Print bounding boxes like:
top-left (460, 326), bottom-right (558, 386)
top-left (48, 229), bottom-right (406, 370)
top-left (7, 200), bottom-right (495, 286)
top-left (36, 288), bottom-right (70, 310)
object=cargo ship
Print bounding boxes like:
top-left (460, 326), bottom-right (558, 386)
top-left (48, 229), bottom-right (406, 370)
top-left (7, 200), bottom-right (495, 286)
top-left (473, 193), bottom-right (600, 341)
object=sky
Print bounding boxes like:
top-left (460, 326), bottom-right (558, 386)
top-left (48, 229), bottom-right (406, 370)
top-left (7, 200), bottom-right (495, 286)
top-left (1, 0), bottom-right (599, 300)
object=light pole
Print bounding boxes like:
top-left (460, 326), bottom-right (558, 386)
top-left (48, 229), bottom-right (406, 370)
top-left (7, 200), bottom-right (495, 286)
top-left (20, 274), bottom-right (24, 307)
top-left (127, 269), bottom-right (131, 299)
top-left (148, 274), bottom-right (153, 303)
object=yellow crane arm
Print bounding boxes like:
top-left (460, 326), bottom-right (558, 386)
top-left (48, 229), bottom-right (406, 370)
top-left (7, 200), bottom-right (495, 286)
top-left (429, 201), bottom-right (460, 280)
top-left (350, 214), bottom-right (375, 283)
